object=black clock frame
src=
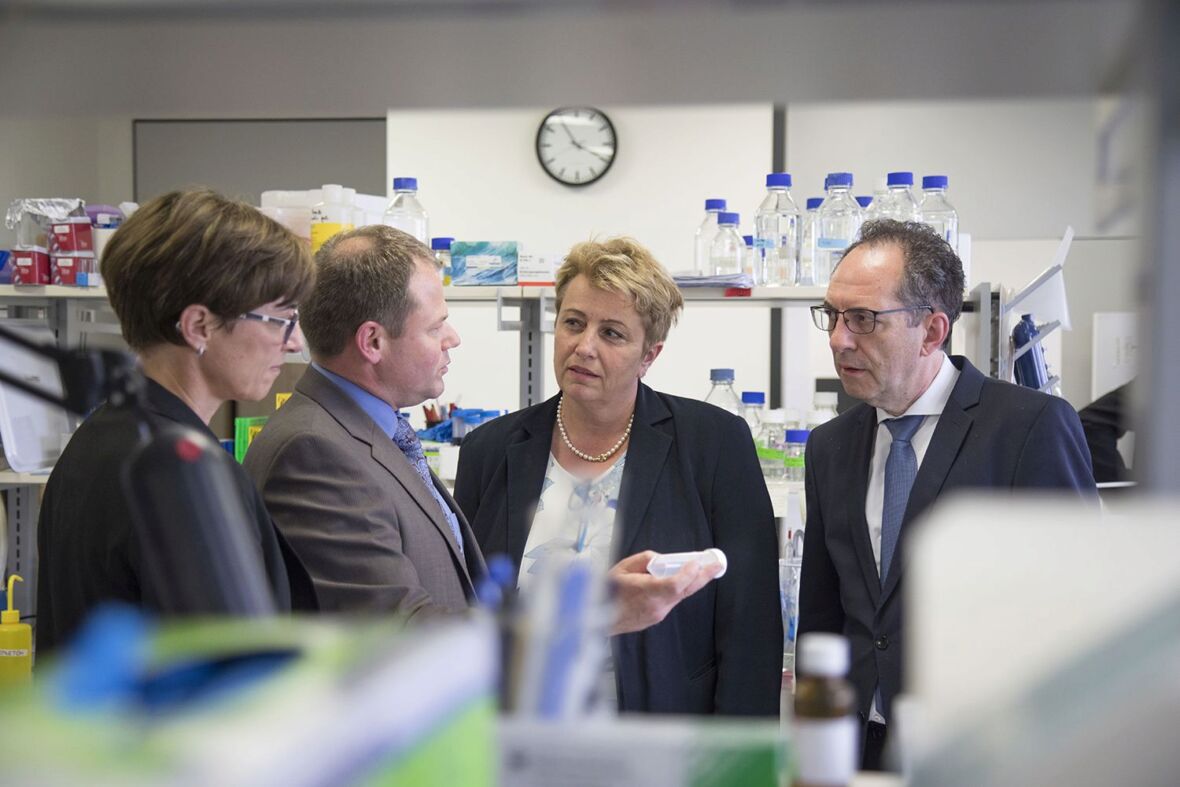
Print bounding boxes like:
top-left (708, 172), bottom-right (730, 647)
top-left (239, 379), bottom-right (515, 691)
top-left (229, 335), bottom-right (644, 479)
top-left (535, 106), bottom-right (617, 188)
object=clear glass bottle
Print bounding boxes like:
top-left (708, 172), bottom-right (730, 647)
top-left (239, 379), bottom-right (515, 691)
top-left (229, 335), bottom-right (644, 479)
top-left (794, 634), bottom-right (858, 787)
top-left (755, 172), bottom-right (800, 287)
top-left (693, 198), bottom-right (727, 275)
top-left (703, 368), bottom-right (742, 416)
top-left (382, 176), bottom-right (429, 243)
top-left (756, 409), bottom-right (787, 481)
top-left (798, 197), bottom-right (824, 287)
top-left (919, 174), bottom-right (959, 253)
top-left (807, 391), bottom-right (840, 430)
top-left (739, 390), bottom-right (766, 434)
top-left (863, 175), bottom-right (889, 221)
top-left (815, 172), bottom-right (862, 285)
top-left (710, 211), bottom-right (744, 276)
top-left (431, 236), bottom-right (453, 285)
top-left (784, 428), bottom-right (809, 483)
top-left (876, 170), bottom-right (922, 222)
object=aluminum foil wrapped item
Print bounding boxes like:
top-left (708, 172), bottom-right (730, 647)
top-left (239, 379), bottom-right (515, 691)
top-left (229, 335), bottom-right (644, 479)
top-left (5, 198), bottom-right (86, 248)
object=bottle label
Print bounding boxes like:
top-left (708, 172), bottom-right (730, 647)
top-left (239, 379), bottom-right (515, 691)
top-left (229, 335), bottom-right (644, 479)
top-left (0, 648), bottom-right (29, 657)
top-left (756, 446), bottom-right (785, 462)
top-left (785, 456), bottom-right (805, 468)
top-left (816, 237), bottom-right (849, 251)
top-left (793, 716), bottom-right (858, 784)
top-left (310, 222), bottom-right (353, 253)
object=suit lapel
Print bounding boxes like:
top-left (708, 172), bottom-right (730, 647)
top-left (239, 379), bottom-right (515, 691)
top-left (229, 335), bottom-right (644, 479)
top-left (880, 356), bottom-right (982, 602)
top-left (505, 401), bottom-right (558, 574)
top-left (297, 367), bottom-right (473, 586)
top-left (845, 406), bottom-right (883, 607)
top-left (614, 385), bottom-right (672, 560)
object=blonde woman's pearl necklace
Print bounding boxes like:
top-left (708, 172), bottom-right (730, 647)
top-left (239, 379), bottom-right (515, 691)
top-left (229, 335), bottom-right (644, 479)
top-left (556, 395), bottom-right (633, 463)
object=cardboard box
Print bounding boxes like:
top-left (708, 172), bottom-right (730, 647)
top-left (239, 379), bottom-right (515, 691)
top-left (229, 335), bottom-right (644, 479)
top-left (451, 241), bottom-right (518, 286)
top-left (50, 217), bottom-right (94, 254)
top-left (518, 251), bottom-right (560, 286)
top-left (12, 247), bottom-right (50, 286)
top-left (52, 252), bottom-right (95, 286)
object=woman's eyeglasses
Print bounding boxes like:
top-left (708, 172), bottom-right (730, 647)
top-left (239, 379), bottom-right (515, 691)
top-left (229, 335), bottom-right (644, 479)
top-left (240, 311), bottom-right (299, 344)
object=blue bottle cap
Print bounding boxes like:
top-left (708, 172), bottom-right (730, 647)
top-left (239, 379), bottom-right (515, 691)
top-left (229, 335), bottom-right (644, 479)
top-left (710, 368), bottom-right (735, 382)
top-left (430, 237), bottom-right (454, 250)
top-left (826, 172), bottom-right (853, 188)
top-left (717, 211), bottom-right (739, 225)
top-left (705, 198), bottom-right (727, 211)
top-left (855, 196), bottom-right (873, 208)
top-left (741, 391), bottom-right (766, 404)
top-left (886, 171), bottom-right (914, 187)
top-left (743, 234), bottom-right (755, 247)
top-left (922, 175), bottom-right (949, 189)
top-left (786, 429), bottom-right (811, 443)
top-left (392, 177), bottom-right (418, 191)
top-left (806, 197), bottom-right (824, 211)
top-left (766, 173), bottom-right (792, 188)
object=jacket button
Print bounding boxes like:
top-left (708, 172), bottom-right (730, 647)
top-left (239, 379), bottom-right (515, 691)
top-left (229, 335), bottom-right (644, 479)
top-left (875, 635), bottom-right (889, 650)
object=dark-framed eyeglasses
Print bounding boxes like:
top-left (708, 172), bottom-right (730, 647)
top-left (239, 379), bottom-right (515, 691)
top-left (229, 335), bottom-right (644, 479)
top-left (810, 304), bottom-right (933, 335)
top-left (240, 310), bottom-right (300, 344)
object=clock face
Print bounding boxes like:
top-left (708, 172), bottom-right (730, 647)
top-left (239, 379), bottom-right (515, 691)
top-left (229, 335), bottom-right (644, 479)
top-left (536, 107), bottom-right (617, 187)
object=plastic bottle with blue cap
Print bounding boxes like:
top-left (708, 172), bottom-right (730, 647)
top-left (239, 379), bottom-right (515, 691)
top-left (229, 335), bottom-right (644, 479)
top-left (703, 368), bottom-right (742, 416)
top-left (799, 196), bottom-right (824, 287)
top-left (710, 211), bottom-right (744, 276)
top-left (755, 172), bottom-right (801, 287)
top-left (919, 174), bottom-right (959, 252)
top-left (874, 171), bottom-right (922, 222)
top-left (693, 198), bottom-right (727, 276)
top-left (815, 172), bottom-right (863, 285)
top-left (431, 236), bottom-right (454, 285)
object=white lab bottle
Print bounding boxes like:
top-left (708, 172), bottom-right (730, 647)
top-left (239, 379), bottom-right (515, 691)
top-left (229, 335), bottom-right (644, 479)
top-left (919, 174), bottom-right (959, 253)
top-left (754, 172), bottom-right (800, 287)
top-left (703, 368), bottom-right (742, 416)
top-left (815, 172), bottom-right (862, 285)
top-left (693, 198), bottom-right (727, 275)
top-left (710, 211), bottom-right (744, 276)
top-left (382, 177), bottom-right (430, 243)
top-left (798, 197), bottom-right (823, 287)
top-left (310, 184), bottom-right (355, 253)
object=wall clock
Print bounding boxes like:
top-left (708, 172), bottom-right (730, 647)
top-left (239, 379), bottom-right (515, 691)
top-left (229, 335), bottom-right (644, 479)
top-left (535, 106), bottom-right (617, 187)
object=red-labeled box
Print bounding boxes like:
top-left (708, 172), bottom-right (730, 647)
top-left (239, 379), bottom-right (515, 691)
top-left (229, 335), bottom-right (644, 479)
top-left (50, 217), bottom-right (94, 254)
top-left (12, 247), bottom-right (51, 286)
top-left (52, 252), bottom-right (95, 286)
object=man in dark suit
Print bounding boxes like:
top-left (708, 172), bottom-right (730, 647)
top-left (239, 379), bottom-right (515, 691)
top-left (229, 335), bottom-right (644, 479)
top-left (798, 220), bottom-right (1096, 769)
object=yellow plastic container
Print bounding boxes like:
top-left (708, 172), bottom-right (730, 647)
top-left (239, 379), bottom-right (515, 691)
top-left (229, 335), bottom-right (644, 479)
top-left (0, 575), bottom-right (32, 685)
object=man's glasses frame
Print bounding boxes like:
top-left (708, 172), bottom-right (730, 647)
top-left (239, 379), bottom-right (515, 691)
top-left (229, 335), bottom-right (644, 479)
top-left (240, 310), bottom-right (300, 344)
top-left (810, 304), bottom-right (933, 335)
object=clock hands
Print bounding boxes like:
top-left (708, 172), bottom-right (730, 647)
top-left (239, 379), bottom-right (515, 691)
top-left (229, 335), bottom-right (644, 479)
top-left (559, 120), bottom-right (585, 152)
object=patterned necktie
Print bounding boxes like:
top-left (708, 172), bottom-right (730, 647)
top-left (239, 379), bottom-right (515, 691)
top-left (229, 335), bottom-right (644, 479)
top-left (879, 415), bottom-right (924, 586)
top-left (392, 416), bottom-right (464, 555)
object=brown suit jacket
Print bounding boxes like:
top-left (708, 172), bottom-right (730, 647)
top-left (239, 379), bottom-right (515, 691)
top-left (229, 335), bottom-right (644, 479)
top-left (243, 366), bottom-right (484, 617)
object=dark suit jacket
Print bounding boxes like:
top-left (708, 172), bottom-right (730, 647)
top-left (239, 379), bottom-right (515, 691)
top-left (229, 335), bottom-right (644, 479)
top-left (243, 366), bottom-right (485, 617)
top-left (36, 379), bottom-right (316, 654)
top-left (453, 383), bottom-right (782, 716)
top-left (798, 355), bottom-right (1096, 723)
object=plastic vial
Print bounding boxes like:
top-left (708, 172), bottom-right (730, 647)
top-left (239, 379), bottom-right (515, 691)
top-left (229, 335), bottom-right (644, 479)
top-left (693, 198), bottom-right (727, 275)
top-left (784, 429), bottom-right (809, 483)
top-left (743, 234), bottom-right (757, 282)
top-left (875, 171), bottom-right (922, 222)
top-left (647, 548), bottom-right (728, 578)
top-left (756, 409), bottom-right (787, 481)
top-left (704, 368), bottom-right (742, 416)
top-left (794, 633), bottom-right (858, 787)
top-left (310, 184), bottom-right (356, 254)
top-left (815, 172), bottom-right (862, 286)
top-left (382, 176), bottom-right (430, 243)
top-left (431, 236), bottom-right (453, 285)
top-left (710, 211), bottom-right (744, 276)
top-left (755, 172), bottom-right (801, 287)
top-left (919, 174), bottom-right (959, 253)
top-left (798, 197), bottom-right (824, 287)
top-left (740, 390), bottom-right (766, 434)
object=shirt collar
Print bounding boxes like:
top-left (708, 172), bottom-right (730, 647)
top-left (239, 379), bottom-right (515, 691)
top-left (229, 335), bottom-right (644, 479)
top-left (876, 352), bottom-right (959, 423)
top-left (311, 362), bottom-right (401, 440)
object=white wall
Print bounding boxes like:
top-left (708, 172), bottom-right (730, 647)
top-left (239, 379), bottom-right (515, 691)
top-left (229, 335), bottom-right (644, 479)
top-left (391, 105), bottom-right (779, 412)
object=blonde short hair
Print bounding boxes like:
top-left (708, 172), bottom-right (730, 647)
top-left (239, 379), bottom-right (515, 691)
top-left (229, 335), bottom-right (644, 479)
top-left (554, 237), bottom-right (683, 349)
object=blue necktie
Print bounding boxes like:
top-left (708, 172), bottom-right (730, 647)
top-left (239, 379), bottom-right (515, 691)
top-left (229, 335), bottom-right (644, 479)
top-left (392, 416), bottom-right (464, 555)
top-left (879, 415), bottom-right (924, 585)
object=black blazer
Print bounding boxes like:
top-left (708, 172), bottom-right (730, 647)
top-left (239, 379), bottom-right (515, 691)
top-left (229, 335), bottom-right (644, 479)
top-left (798, 355), bottom-right (1096, 723)
top-left (36, 379), bottom-right (317, 654)
top-left (454, 383), bottom-right (782, 716)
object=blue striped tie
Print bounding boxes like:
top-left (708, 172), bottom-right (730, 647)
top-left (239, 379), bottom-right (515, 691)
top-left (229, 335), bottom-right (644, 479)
top-left (879, 415), bottom-right (924, 585)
